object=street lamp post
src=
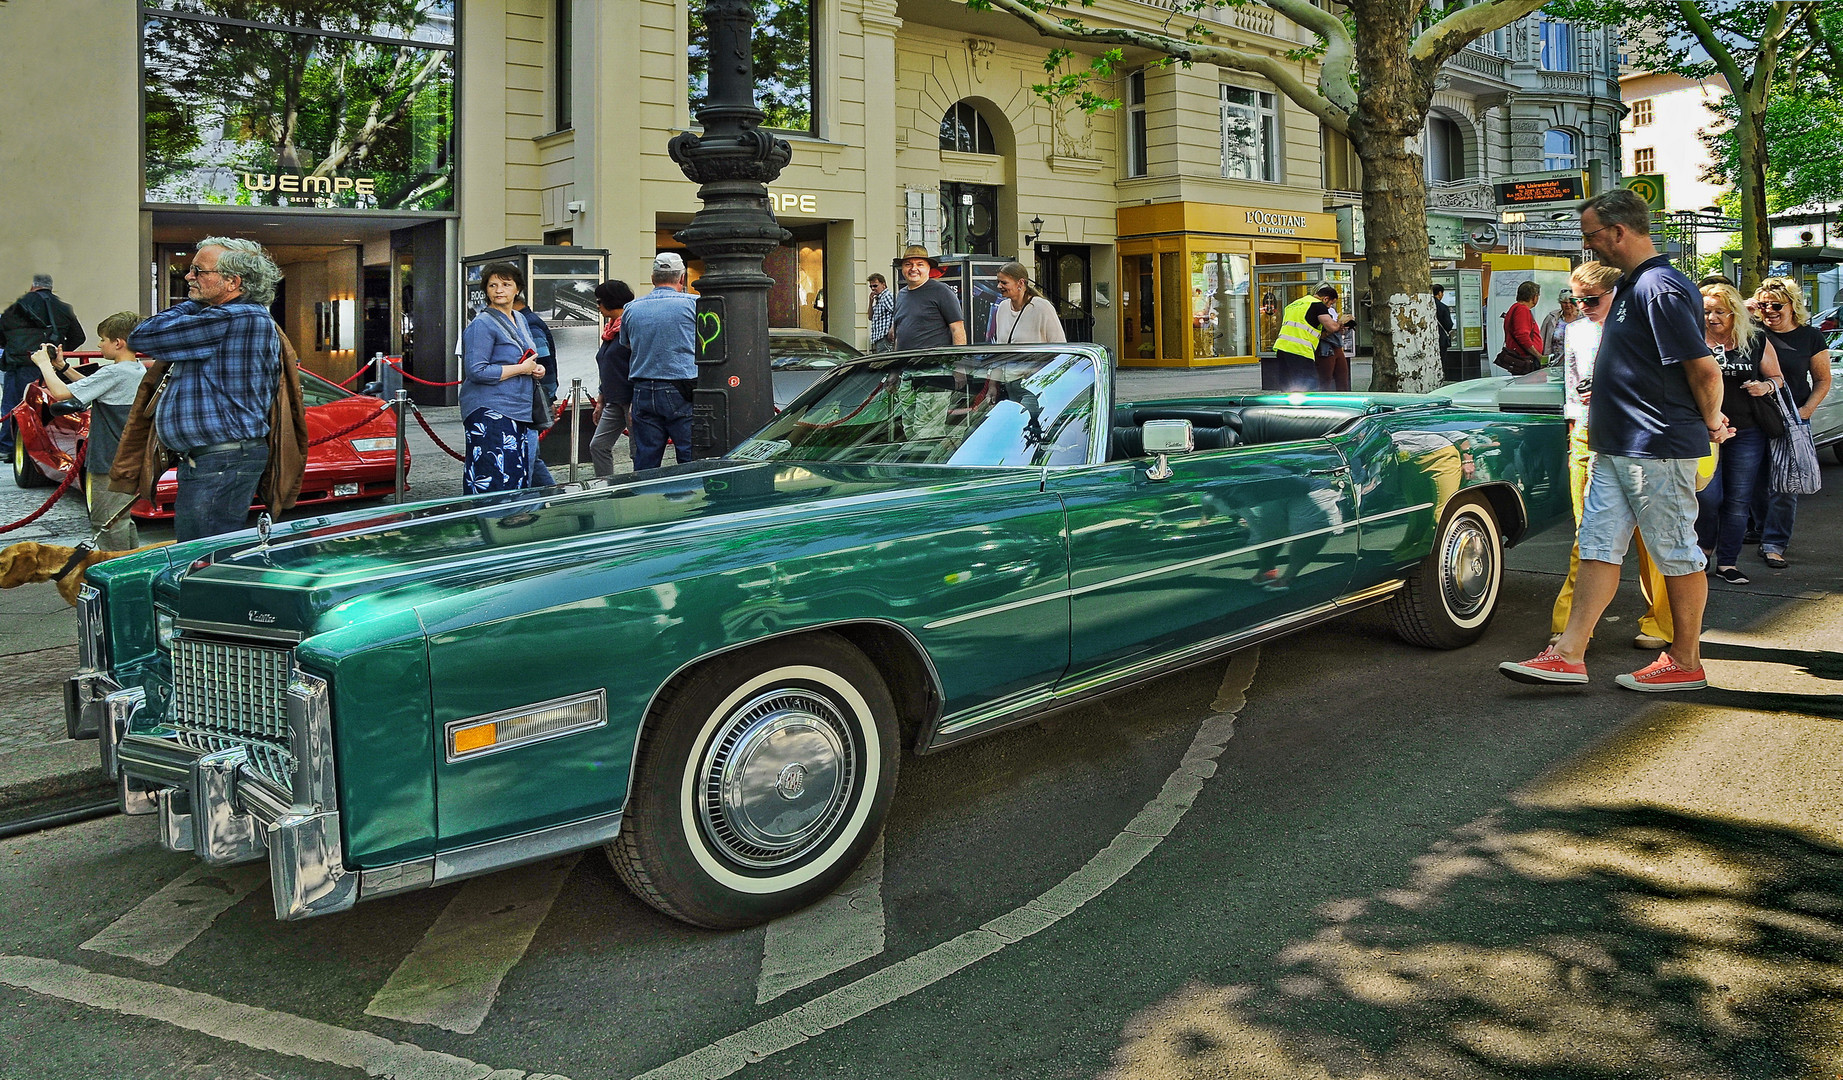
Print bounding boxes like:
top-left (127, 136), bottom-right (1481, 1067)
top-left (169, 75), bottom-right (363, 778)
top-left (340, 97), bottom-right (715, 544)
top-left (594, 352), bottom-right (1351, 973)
top-left (668, 0), bottom-right (791, 459)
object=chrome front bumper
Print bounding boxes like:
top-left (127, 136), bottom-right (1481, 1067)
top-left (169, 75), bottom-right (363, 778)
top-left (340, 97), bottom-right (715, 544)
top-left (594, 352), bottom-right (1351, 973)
top-left (110, 670), bottom-right (358, 921)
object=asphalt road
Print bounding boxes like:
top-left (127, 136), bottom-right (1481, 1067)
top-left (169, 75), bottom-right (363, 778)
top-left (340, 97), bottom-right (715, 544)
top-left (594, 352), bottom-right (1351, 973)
top-left (5, 471), bottom-right (1842, 1079)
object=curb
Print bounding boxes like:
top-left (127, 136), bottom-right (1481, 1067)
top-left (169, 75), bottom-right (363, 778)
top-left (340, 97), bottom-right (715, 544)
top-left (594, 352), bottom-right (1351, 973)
top-left (0, 740), bottom-right (114, 828)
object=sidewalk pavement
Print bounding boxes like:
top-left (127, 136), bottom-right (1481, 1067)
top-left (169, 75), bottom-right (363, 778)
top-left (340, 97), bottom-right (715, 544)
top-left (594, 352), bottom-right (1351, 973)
top-left (2, 359), bottom-right (1832, 830)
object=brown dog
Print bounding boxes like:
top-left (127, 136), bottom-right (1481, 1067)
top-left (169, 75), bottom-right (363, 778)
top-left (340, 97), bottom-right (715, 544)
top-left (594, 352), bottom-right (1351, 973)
top-left (0, 540), bottom-right (172, 606)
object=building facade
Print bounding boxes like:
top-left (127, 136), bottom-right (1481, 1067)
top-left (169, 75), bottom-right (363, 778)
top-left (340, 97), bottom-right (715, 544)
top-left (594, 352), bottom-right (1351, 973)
top-left (0, 0), bottom-right (1621, 387)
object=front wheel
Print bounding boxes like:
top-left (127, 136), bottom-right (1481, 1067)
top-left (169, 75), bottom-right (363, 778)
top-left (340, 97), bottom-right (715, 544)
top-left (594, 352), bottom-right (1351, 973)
top-left (1387, 494), bottom-right (1503, 649)
top-left (609, 632), bottom-right (900, 929)
top-left (12, 439), bottom-right (51, 488)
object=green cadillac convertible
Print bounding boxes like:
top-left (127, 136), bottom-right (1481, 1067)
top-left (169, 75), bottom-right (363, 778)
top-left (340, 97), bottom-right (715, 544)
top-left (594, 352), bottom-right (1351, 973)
top-left (68, 343), bottom-right (1567, 929)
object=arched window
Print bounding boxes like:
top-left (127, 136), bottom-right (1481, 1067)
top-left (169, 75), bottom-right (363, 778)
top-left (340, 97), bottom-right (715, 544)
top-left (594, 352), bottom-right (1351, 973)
top-left (1425, 115), bottom-right (1466, 183)
top-left (1542, 128), bottom-right (1577, 171)
top-left (940, 101), bottom-right (997, 155)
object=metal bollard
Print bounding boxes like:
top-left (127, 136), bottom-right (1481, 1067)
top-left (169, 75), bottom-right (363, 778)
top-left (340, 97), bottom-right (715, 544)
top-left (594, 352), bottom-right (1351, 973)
top-left (393, 389), bottom-right (409, 504)
top-left (568, 378), bottom-right (584, 483)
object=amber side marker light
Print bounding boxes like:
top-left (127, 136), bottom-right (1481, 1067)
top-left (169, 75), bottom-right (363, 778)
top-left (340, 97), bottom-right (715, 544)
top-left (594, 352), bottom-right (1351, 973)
top-left (444, 690), bottom-right (607, 763)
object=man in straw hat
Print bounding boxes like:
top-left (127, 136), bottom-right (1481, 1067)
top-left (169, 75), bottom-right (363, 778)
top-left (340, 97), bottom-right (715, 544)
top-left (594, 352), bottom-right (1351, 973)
top-left (892, 245), bottom-right (966, 351)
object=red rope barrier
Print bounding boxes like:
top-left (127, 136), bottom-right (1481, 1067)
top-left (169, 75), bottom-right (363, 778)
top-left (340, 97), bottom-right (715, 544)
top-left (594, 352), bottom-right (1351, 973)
top-left (336, 362), bottom-right (372, 388)
top-left (385, 358), bottom-right (463, 387)
top-left (307, 401), bottom-right (395, 448)
top-left (0, 445), bottom-right (86, 535)
top-left (408, 404), bottom-right (467, 461)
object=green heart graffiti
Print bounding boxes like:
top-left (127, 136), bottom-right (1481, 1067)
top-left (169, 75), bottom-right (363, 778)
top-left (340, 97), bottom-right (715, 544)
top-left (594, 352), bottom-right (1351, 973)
top-left (697, 310), bottom-right (722, 352)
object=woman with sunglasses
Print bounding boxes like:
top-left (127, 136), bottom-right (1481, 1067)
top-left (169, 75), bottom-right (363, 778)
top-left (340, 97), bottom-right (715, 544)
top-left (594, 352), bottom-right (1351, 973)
top-left (1548, 263), bottom-right (1674, 650)
top-left (1694, 284), bottom-right (1782, 584)
top-left (1749, 279), bottom-right (1833, 568)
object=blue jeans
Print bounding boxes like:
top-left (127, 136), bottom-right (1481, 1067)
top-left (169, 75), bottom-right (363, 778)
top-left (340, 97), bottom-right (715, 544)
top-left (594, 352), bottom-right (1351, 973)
top-left (1694, 425), bottom-right (1765, 567)
top-left (524, 428), bottom-right (555, 487)
top-left (174, 440), bottom-right (268, 543)
top-left (1750, 449), bottom-right (1799, 556)
top-left (0, 366), bottom-right (36, 456)
top-left (630, 382), bottom-right (695, 471)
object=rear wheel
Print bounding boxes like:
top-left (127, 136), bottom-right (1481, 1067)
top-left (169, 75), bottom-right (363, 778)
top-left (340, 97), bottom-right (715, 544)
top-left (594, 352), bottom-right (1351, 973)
top-left (1387, 494), bottom-right (1503, 649)
top-left (12, 439), bottom-right (51, 488)
top-left (608, 632), bottom-right (899, 929)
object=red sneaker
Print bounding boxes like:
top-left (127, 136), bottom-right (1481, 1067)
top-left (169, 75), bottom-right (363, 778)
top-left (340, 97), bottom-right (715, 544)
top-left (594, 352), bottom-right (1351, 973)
top-left (1616, 652), bottom-right (1707, 692)
top-left (1499, 647), bottom-right (1588, 685)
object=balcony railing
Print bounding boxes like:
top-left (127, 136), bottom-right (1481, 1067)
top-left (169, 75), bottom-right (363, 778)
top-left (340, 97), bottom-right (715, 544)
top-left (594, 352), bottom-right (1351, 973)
top-left (1450, 47), bottom-right (1507, 81)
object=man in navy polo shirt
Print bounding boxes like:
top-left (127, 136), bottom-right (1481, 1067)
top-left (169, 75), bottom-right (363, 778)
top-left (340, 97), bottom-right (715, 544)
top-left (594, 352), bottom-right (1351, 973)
top-left (1500, 189), bottom-right (1731, 692)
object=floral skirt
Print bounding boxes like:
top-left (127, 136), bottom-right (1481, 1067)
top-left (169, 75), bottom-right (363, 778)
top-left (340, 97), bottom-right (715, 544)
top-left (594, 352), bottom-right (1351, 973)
top-left (463, 408), bottom-right (531, 494)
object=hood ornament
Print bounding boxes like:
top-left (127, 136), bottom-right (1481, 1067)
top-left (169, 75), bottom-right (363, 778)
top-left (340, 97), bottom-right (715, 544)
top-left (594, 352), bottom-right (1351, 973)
top-left (256, 512), bottom-right (272, 550)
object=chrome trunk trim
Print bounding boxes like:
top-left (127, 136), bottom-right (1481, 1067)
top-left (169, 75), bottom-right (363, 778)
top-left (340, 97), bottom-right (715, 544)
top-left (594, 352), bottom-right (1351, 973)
top-left (432, 809), bottom-right (624, 887)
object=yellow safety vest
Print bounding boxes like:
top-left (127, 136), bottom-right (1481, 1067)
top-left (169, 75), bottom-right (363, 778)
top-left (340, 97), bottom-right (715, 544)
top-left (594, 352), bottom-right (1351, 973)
top-left (1274, 295), bottom-right (1322, 359)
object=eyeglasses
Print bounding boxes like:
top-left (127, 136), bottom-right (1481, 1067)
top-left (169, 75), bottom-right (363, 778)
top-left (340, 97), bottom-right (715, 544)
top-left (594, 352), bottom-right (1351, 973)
top-left (1580, 224), bottom-right (1618, 242)
top-left (1758, 301), bottom-right (1787, 313)
top-left (186, 265), bottom-right (227, 277)
top-left (1575, 293), bottom-right (1606, 309)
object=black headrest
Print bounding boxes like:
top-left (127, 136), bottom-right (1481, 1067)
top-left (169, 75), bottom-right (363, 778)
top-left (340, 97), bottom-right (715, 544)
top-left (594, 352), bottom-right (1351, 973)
top-left (1237, 406), bottom-right (1363, 445)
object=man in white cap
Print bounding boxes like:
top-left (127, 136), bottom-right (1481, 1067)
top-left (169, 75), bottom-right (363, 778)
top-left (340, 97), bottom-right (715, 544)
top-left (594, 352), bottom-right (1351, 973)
top-left (892, 245), bottom-right (965, 351)
top-left (619, 251), bottom-right (700, 469)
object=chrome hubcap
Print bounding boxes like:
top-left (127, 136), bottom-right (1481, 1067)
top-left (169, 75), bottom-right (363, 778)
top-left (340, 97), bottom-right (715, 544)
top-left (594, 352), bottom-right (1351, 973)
top-left (1442, 518), bottom-right (1493, 619)
top-left (697, 689), bottom-right (855, 869)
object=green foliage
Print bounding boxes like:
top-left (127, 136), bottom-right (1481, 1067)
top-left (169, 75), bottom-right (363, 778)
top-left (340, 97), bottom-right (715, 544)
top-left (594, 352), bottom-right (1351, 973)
top-left (1702, 87), bottom-right (1843, 212)
top-left (688, 0), bottom-right (814, 132)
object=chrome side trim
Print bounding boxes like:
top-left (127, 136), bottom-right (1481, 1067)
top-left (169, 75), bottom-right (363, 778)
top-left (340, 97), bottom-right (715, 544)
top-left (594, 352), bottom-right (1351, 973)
top-left (628, 618), bottom-right (945, 813)
top-left (923, 580), bottom-right (1405, 752)
top-left (433, 809), bottom-right (624, 886)
top-left (360, 859), bottom-right (437, 899)
top-left (192, 750), bottom-right (268, 866)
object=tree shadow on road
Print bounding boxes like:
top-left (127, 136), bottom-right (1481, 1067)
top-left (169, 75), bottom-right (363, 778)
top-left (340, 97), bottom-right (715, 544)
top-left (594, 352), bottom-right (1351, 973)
top-left (1103, 804), bottom-right (1843, 1079)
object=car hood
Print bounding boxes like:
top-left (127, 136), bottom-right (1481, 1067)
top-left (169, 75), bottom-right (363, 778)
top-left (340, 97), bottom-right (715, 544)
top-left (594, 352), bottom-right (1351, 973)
top-left (164, 458), bottom-right (1018, 638)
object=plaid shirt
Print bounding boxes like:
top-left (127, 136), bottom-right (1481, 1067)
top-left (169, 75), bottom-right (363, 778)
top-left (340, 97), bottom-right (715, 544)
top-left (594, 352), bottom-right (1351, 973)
top-left (129, 300), bottom-right (279, 453)
top-left (868, 289), bottom-right (896, 352)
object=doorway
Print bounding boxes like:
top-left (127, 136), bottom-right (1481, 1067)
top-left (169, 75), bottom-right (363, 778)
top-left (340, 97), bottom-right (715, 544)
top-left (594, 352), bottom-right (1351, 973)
top-left (1038, 245), bottom-right (1093, 342)
top-left (940, 182), bottom-right (1000, 257)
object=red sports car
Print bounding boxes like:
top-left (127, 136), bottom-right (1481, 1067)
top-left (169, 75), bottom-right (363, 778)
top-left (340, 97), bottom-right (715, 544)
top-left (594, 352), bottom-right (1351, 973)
top-left (8, 363), bottom-right (408, 520)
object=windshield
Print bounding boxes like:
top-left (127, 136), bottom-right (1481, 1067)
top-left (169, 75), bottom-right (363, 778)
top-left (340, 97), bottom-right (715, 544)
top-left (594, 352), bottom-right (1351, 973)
top-left (733, 349), bottom-right (1098, 467)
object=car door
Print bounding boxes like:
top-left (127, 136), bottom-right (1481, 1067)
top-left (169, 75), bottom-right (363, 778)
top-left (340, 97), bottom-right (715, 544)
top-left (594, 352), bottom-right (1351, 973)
top-left (1053, 437), bottom-right (1358, 688)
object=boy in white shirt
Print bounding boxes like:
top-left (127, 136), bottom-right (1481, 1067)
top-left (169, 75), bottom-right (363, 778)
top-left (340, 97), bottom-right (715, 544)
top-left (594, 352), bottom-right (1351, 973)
top-left (30, 311), bottom-right (151, 549)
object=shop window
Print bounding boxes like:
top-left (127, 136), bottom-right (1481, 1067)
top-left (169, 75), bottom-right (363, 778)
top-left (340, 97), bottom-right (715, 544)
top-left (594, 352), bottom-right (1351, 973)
top-left (1542, 128), bottom-right (1578, 171)
top-left (1220, 85), bottom-right (1278, 182)
top-left (1539, 20), bottom-right (1576, 72)
top-left (141, 6), bottom-right (456, 210)
top-left (1190, 253), bottom-right (1251, 360)
top-left (1631, 98), bottom-right (1653, 127)
top-left (1160, 252), bottom-right (1186, 359)
top-left (1633, 147), bottom-right (1655, 174)
top-left (1125, 71), bottom-right (1149, 177)
top-left (1122, 254), bottom-right (1157, 361)
top-left (941, 182), bottom-right (999, 256)
top-left (1425, 115), bottom-right (1467, 184)
top-left (689, 0), bottom-right (814, 132)
top-left (940, 102), bottom-right (998, 155)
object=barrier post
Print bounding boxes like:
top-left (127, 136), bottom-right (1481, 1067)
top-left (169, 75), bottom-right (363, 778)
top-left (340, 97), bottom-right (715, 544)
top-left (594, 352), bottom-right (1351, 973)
top-left (377, 353), bottom-right (402, 400)
top-left (568, 379), bottom-right (584, 482)
top-left (393, 389), bottom-right (409, 504)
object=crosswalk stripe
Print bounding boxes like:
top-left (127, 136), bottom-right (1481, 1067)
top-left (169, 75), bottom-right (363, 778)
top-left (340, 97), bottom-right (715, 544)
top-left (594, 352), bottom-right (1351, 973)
top-left (756, 837), bottom-right (885, 1004)
top-left (0, 953), bottom-right (571, 1079)
top-left (81, 862), bottom-right (269, 966)
top-left (365, 855), bottom-right (578, 1035)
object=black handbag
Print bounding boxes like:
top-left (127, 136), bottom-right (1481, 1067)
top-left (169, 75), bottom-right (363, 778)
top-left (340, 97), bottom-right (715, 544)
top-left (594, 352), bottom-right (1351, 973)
top-left (531, 378), bottom-right (557, 431)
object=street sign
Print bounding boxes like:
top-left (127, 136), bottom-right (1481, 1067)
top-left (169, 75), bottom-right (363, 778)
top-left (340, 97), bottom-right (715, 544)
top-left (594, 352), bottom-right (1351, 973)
top-left (1495, 171), bottom-right (1587, 208)
top-left (1623, 173), bottom-right (1667, 211)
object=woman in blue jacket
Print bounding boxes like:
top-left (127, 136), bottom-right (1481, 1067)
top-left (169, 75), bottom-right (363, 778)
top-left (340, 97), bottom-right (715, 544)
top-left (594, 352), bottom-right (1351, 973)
top-left (460, 262), bottom-right (547, 493)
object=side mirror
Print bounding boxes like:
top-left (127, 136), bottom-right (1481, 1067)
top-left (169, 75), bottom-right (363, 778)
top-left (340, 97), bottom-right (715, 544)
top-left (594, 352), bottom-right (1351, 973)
top-left (1142, 419), bottom-right (1192, 481)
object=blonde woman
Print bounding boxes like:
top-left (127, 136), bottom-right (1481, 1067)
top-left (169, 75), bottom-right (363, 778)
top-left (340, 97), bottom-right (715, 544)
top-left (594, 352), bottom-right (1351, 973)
top-left (1694, 284), bottom-right (1782, 583)
top-left (989, 263), bottom-right (1065, 344)
top-left (1749, 278), bottom-right (1832, 568)
top-left (1548, 262), bottom-right (1673, 650)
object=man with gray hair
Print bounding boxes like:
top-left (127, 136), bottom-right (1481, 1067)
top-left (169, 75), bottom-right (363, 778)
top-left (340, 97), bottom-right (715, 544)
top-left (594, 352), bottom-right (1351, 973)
top-left (1, 272), bottom-right (85, 459)
top-left (124, 237), bottom-right (291, 541)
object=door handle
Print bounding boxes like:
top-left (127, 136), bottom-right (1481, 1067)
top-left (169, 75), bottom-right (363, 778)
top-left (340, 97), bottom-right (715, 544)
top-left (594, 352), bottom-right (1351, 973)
top-left (1308, 465), bottom-right (1350, 475)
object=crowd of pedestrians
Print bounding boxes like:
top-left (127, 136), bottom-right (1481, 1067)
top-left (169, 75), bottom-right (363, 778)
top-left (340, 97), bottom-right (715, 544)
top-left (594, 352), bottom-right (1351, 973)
top-left (1501, 188), bottom-right (1833, 693)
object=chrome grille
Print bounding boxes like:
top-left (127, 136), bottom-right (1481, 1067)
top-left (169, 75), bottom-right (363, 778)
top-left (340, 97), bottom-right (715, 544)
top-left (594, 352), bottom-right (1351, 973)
top-left (170, 637), bottom-right (296, 793)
